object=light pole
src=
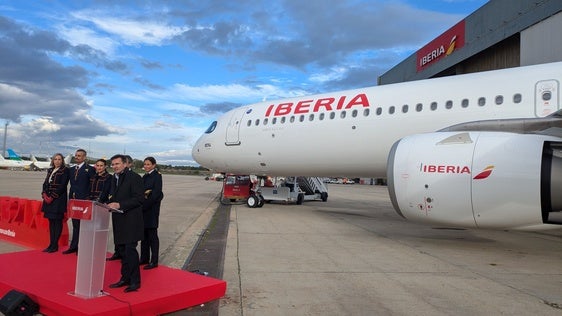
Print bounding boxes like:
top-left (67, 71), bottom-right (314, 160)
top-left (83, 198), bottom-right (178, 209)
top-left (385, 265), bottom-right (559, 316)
top-left (2, 121), bottom-right (8, 158)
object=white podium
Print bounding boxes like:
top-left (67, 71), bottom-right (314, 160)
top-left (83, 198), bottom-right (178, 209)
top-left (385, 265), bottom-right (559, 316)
top-left (67, 199), bottom-right (114, 298)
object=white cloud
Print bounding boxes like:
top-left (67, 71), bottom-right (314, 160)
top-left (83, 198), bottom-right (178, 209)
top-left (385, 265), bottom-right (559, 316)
top-left (71, 10), bottom-right (188, 46)
top-left (59, 25), bottom-right (118, 54)
top-left (168, 83), bottom-right (309, 104)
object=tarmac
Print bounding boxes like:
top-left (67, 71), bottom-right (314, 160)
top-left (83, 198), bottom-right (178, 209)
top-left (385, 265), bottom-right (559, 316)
top-left (1, 170), bottom-right (562, 315)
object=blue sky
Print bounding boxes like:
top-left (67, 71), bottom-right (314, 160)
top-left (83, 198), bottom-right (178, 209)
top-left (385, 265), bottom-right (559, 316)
top-left (0, 0), bottom-right (488, 165)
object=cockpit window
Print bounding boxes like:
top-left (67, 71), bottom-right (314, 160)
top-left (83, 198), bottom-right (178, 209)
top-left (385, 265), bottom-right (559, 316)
top-left (205, 121), bottom-right (217, 134)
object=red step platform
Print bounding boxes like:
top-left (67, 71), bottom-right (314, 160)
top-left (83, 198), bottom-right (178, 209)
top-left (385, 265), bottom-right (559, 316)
top-left (0, 250), bottom-right (226, 315)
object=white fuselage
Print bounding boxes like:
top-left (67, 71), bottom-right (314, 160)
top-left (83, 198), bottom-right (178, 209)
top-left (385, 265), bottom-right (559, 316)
top-left (0, 156), bottom-right (31, 169)
top-left (192, 62), bottom-right (562, 177)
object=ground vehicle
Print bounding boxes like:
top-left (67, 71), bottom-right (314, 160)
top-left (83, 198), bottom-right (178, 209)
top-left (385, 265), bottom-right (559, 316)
top-left (247, 176), bottom-right (328, 208)
top-left (222, 174), bottom-right (252, 202)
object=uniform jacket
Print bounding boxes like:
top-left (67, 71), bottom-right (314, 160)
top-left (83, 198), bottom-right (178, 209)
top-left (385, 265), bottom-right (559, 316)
top-left (108, 168), bottom-right (144, 245)
top-left (69, 163), bottom-right (95, 199)
top-left (89, 171), bottom-right (111, 203)
top-left (41, 167), bottom-right (70, 219)
top-left (142, 170), bottom-right (164, 228)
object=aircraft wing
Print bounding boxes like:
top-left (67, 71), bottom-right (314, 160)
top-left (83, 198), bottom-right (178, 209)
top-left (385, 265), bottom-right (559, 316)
top-left (438, 109), bottom-right (562, 137)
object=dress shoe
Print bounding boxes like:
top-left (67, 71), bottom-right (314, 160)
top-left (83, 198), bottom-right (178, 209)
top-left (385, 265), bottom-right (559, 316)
top-left (124, 284), bottom-right (140, 293)
top-left (47, 247), bottom-right (58, 253)
top-left (109, 280), bottom-right (129, 288)
top-left (62, 248), bottom-right (77, 255)
top-left (106, 254), bottom-right (121, 261)
top-left (143, 263), bottom-right (158, 270)
top-left (139, 260), bottom-right (149, 265)
top-left (42, 247), bottom-right (51, 252)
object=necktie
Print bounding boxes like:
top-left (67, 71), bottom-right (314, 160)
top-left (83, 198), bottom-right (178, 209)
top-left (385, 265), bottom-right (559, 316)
top-left (74, 165), bottom-right (79, 180)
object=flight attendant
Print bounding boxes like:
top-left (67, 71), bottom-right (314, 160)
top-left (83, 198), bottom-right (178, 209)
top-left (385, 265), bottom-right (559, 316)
top-left (40, 153), bottom-right (70, 252)
top-left (140, 157), bottom-right (164, 270)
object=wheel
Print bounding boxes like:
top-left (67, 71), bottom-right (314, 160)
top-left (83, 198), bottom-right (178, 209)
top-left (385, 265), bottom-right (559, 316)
top-left (296, 193), bottom-right (304, 205)
top-left (247, 194), bottom-right (259, 208)
top-left (321, 192), bottom-right (328, 202)
top-left (257, 194), bottom-right (265, 207)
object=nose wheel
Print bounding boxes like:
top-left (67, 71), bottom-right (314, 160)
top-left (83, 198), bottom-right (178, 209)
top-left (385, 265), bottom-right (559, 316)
top-left (247, 193), bottom-right (265, 208)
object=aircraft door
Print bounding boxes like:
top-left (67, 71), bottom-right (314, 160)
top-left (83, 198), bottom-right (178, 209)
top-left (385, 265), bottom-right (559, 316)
top-left (535, 80), bottom-right (559, 117)
top-left (225, 107), bottom-right (248, 145)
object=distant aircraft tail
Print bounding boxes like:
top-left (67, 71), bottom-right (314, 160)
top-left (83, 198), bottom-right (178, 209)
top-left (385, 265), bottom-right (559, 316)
top-left (7, 149), bottom-right (23, 161)
top-left (64, 154), bottom-right (73, 165)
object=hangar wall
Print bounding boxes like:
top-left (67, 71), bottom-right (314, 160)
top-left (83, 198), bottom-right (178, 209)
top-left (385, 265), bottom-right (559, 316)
top-left (521, 11), bottom-right (562, 66)
top-left (379, 0), bottom-right (562, 85)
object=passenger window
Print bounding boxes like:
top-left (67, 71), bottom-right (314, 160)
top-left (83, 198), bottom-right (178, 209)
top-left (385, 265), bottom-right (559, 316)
top-left (402, 105), bottom-right (408, 113)
top-left (255, 119), bottom-right (260, 126)
top-left (430, 102), bottom-right (437, 110)
top-left (389, 106), bottom-right (395, 114)
top-left (330, 112), bottom-right (335, 119)
top-left (352, 109), bottom-right (358, 117)
top-left (340, 111), bottom-right (347, 118)
top-left (495, 95), bottom-right (503, 105)
top-left (272, 117), bottom-right (277, 125)
top-left (363, 108), bottom-right (370, 116)
top-left (478, 97), bottom-right (486, 106)
top-left (416, 103), bottom-right (423, 112)
top-left (309, 114), bottom-right (314, 121)
top-left (376, 107), bottom-right (382, 115)
top-left (319, 113), bottom-right (325, 120)
top-left (281, 117), bottom-right (286, 124)
top-left (461, 99), bottom-right (469, 108)
top-left (263, 118), bottom-right (268, 125)
top-left (299, 115), bottom-right (305, 122)
top-left (445, 100), bottom-right (453, 109)
top-left (513, 93), bottom-right (522, 103)
top-left (246, 120), bottom-right (251, 127)
top-left (290, 116), bottom-right (295, 123)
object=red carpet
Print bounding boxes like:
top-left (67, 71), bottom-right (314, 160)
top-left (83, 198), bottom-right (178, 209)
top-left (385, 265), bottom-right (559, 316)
top-left (0, 250), bottom-right (226, 315)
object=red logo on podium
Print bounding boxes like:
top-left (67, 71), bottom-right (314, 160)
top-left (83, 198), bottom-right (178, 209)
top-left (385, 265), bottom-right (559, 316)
top-left (68, 199), bottom-right (93, 220)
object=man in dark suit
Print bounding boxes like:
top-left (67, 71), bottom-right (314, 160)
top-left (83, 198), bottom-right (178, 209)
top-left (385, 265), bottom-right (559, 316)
top-left (107, 154), bottom-right (144, 293)
top-left (106, 154), bottom-right (134, 261)
top-left (63, 148), bottom-right (95, 254)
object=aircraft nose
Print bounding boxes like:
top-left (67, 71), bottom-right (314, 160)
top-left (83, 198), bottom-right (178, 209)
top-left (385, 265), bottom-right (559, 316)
top-left (192, 139), bottom-right (204, 164)
top-left (192, 136), bottom-right (211, 166)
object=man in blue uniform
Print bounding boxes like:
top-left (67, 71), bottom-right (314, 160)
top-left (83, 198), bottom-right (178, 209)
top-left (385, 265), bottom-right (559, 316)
top-left (63, 148), bottom-right (95, 254)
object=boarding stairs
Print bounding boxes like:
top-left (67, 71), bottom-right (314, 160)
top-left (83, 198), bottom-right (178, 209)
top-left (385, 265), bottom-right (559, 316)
top-left (296, 177), bottom-right (329, 202)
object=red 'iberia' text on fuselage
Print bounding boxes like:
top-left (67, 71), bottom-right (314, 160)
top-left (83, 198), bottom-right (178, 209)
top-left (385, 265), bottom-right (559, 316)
top-left (264, 93), bottom-right (370, 117)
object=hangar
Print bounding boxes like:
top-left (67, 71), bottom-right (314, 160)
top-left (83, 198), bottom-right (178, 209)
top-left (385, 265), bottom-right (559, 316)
top-left (378, 0), bottom-right (562, 85)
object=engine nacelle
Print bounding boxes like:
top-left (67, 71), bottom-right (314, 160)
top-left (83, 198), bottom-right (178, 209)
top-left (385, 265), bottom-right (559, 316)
top-left (387, 132), bottom-right (562, 230)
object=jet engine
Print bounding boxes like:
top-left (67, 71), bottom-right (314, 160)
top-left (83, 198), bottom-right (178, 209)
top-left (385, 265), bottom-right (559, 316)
top-left (387, 132), bottom-right (562, 230)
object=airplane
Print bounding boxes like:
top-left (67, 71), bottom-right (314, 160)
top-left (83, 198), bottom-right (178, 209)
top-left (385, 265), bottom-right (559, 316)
top-left (192, 61), bottom-right (562, 231)
top-left (8, 149), bottom-right (57, 171)
top-left (0, 153), bottom-right (32, 169)
top-left (30, 155), bottom-right (52, 171)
